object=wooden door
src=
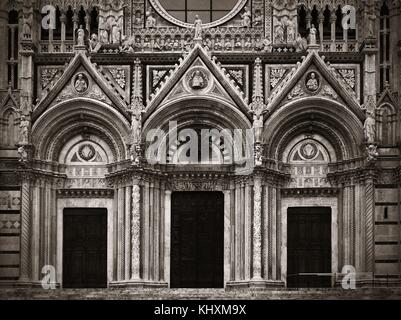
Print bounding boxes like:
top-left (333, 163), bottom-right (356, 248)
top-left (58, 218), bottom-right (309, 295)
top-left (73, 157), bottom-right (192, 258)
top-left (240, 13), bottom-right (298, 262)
top-left (63, 208), bottom-right (107, 288)
top-left (171, 192), bottom-right (224, 288)
top-left (287, 207), bottom-right (332, 288)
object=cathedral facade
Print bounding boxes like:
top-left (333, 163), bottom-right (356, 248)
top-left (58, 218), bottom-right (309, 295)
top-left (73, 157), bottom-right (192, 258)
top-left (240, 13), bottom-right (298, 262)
top-left (0, 0), bottom-right (400, 289)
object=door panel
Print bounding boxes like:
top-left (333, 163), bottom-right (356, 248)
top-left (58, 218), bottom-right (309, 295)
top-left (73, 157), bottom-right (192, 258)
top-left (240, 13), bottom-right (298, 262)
top-left (171, 192), bottom-right (224, 288)
top-left (63, 208), bottom-right (107, 288)
top-left (287, 207), bottom-right (332, 288)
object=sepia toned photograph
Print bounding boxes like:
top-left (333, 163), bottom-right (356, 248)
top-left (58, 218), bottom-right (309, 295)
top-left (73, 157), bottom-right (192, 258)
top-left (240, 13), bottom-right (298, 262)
top-left (0, 0), bottom-right (401, 305)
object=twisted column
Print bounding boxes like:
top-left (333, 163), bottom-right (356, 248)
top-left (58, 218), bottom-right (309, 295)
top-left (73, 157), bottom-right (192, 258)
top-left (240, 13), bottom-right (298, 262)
top-left (19, 175), bottom-right (31, 281)
top-left (365, 178), bottom-right (375, 272)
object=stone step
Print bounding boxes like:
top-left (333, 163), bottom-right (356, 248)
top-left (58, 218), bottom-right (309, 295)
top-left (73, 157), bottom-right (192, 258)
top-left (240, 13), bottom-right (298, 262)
top-left (1, 288), bottom-right (401, 300)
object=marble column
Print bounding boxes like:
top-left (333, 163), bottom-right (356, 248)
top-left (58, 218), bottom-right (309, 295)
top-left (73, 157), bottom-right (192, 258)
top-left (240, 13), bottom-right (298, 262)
top-left (130, 180), bottom-right (141, 280)
top-left (223, 190), bottom-right (231, 287)
top-left (19, 175), bottom-right (31, 282)
top-left (365, 177), bottom-right (375, 272)
top-left (116, 186), bottom-right (125, 281)
top-left (163, 190), bottom-right (171, 286)
top-left (251, 175), bottom-right (263, 283)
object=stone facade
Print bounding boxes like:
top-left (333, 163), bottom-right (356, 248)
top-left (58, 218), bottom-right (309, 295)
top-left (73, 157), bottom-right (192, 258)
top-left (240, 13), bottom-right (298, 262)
top-left (0, 0), bottom-right (400, 289)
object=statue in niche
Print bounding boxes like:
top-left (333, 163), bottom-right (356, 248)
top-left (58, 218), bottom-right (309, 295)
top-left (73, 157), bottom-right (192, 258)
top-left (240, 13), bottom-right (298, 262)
top-left (293, 33), bottom-right (307, 52)
top-left (203, 36), bottom-right (212, 51)
top-left (305, 72), bottom-right (319, 92)
top-left (309, 24), bottom-right (317, 45)
top-left (89, 34), bottom-right (100, 52)
top-left (366, 11), bottom-right (376, 38)
top-left (275, 19), bottom-right (285, 43)
top-left (134, 10), bottom-right (142, 26)
top-left (22, 12), bottom-right (33, 38)
top-left (131, 111), bottom-right (142, 145)
top-left (241, 6), bottom-right (252, 27)
top-left (234, 36), bottom-right (242, 50)
top-left (154, 37), bottom-right (162, 51)
top-left (19, 115), bottom-right (30, 145)
top-left (112, 26), bottom-right (122, 44)
top-left (214, 37), bottom-right (223, 50)
top-left (225, 37), bottom-right (232, 50)
top-left (77, 25), bottom-right (85, 46)
top-left (253, 10), bottom-right (263, 26)
top-left (194, 15), bottom-right (203, 40)
top-left (99, 26), bottom-right (109, 44)
top-left (364, 111), bottom-right (376, 143)
top-left (286, 19), bottom-right (295, 43)
top-left (146, 9), bottom-right (156, 28)
top-left (244, 36), bottom-right (252, 50)
top-left (74, 73), bottom-right (88, 93)
top-left (184, 35), bottom-right (193, 51)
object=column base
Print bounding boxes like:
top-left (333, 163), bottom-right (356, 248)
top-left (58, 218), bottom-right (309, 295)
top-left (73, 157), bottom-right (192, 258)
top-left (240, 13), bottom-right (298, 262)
top-left (226, 280), bottom-right (285, 290)
top-left (109, 280), bottom-right (168, 288)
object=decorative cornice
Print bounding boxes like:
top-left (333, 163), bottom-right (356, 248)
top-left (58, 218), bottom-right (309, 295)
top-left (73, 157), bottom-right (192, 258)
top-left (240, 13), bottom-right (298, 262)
top-left (281, 188), bottom-right (340, 197)
top-left (57, 189), bottom-right (114, 198)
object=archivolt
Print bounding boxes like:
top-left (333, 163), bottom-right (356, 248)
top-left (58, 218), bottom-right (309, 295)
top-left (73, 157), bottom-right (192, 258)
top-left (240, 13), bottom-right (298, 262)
top-left (32, 98), bottom-right (130, 162)
top-left (264, 97), bottom-right (364, 161)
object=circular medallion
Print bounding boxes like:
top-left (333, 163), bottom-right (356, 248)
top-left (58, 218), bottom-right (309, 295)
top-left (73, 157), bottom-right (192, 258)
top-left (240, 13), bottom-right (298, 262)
top-left (304, 71), bottom-right (321, 94)
top-left (185, 67), bottom-right (212, 93)
top-left (300, 142), bottom-right (318, 160)
top-left (73, 73), bottom-right (89, 94)
top-left (78, 144), bottom-right (96, 161)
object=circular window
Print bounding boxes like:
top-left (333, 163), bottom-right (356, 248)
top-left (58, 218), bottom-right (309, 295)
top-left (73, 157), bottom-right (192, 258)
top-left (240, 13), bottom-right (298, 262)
top-left (149, 0), bottom-right (247, 28)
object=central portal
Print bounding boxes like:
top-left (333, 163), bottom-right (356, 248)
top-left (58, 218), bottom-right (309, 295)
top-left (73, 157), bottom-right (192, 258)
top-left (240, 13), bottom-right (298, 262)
top-left (171, 191), bottom-right (224, 288)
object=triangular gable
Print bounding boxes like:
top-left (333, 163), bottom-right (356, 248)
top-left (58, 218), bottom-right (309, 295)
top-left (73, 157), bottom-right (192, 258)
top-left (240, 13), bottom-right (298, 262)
top-left (377, 84), bottom-right (398, 107)
top-left (267, 50), bottom-right (365, 122)
top-left (32, 52), bottom-right (129, 121)
top-left (145, 44), bottom-right (249, 118)
top-left (0, 87), bottom-right (19, 114)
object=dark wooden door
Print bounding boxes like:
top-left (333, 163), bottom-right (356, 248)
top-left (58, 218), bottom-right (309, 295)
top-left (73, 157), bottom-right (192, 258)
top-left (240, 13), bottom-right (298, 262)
top-left (287, 207), bottom-right (331, 288)
top-left (63, 208), bottom-right (107, 288)
top-left (171, 192), bottom-right (224, 288)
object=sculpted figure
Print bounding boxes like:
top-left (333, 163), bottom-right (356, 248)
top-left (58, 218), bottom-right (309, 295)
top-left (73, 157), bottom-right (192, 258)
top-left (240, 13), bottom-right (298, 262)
top-left (194, 15), bottom-right (203, 40)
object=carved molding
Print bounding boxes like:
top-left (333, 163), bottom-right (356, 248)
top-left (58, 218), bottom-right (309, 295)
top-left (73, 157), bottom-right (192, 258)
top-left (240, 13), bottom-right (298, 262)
top-left (56, 189), bottom-right (114, 198)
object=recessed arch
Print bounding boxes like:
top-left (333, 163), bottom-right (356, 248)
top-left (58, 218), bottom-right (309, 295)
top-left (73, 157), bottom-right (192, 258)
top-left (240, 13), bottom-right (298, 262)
top-left (264, 97), bottom-right (364, 161)
top-left (32, 98), bottom-right (130, 162)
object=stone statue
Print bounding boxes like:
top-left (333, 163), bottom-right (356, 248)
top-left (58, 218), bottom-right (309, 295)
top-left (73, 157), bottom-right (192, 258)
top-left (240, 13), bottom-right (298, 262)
top-left (89, 34), bottom-right (100, 52)
top-left (146, 10), bottom-right (156, 28)
top-left (309, 24), bottom-right (317, 45)
top-left (19, 115), bottom-right (30, 145)
top-left (99, 27), bottom-right (109, 44)
top-left (275, 20), bottom-right (285, 43)
top-left (22, 13), bottom-right (33, 38)
top-left (366, 12), bottom-right (376, 38)
top-left (253, 10), bottom-right (263, 26)
top-left (366, 144), bottom-right (379, 163)
top-left (254, 144), bottom-right (263, 167)
top-left (130, 144), bottom-right (142, 166)
top-left (77, 25), bottom-right (85, 46)
top-left (241, 6), bottom-right (252, 27)
top-left (194, 15), bottom-right (203, 40)
top-left (364, 111), bottom-right (376, 143)
top-left (131, 112), bottom-right (142, 144)
top-left (253, 114), bottom-right (264, 144)
top-left (286, 19), bottom-right (295, 43)
top-left (18, 146), bottom-right (28, 162)
top-left (293, 33), bottom-right (307, 52)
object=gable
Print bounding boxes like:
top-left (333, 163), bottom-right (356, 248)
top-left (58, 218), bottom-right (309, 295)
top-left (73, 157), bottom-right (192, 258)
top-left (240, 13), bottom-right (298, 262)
top-left (160, 57), bottom-right (236, 107)
top-left (32, 53), bottom-right (129, 122)
top-left (145, 44), bottom-right (249, 119)
top-left (267, 50), bottom-right (364, 122)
